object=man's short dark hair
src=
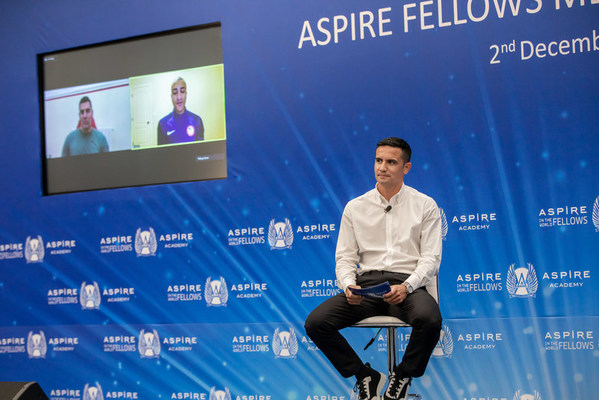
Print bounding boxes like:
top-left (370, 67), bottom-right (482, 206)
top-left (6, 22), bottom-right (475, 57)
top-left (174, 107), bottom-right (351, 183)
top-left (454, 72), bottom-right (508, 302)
top-left (377, 137), bottom-right (411, 163)
top-left (79, 96), bottom-right (92, 108)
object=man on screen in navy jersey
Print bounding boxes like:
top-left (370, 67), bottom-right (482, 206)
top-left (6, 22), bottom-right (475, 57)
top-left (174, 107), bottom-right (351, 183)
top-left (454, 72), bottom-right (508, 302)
top-left (305, 138), bottom-right (442, 400)
top-left (157, 77), bottom-right (205, 145)
top-left (62, 96), bottom-right (109, 156)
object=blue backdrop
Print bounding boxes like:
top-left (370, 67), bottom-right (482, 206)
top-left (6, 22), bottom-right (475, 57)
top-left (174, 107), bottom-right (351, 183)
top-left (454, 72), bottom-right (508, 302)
top-left (1, 1), bottom-right (598, 399)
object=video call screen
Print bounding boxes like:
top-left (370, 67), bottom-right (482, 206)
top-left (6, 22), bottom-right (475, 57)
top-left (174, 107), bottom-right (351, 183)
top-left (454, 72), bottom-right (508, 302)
top-left (39, 22), bottom-right (226, 195)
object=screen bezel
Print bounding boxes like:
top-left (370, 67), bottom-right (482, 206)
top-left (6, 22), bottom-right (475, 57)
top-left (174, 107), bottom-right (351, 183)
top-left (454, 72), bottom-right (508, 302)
top-left (38, 22), bottom-right (226, 195)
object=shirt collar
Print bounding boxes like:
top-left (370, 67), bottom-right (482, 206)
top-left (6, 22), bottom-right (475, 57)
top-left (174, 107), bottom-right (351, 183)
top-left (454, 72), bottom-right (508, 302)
top-left (374, 183), bottom-right (406, 206)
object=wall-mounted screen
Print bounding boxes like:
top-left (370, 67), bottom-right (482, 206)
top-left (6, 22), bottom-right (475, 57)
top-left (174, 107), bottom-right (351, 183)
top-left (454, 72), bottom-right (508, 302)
top-left (39, 22), bottom-right (226, 195)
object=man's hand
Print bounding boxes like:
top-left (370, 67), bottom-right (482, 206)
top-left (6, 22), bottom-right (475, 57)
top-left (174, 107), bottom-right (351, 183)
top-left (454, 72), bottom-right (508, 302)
top-left (383, 284), bottom-right (408, 305)
top-left (345, 285), bottom-right (364, 305)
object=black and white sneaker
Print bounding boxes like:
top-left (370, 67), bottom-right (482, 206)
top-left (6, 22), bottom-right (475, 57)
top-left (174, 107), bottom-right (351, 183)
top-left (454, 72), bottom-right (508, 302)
top-left (354, 363), bottom-right (386, 400)
top-left (383, 372), bottom-right (412, 400)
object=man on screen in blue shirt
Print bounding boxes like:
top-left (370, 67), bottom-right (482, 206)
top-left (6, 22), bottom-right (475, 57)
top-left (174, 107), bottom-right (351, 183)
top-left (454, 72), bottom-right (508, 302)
top-left (157, 77), bottom-right (205, 145)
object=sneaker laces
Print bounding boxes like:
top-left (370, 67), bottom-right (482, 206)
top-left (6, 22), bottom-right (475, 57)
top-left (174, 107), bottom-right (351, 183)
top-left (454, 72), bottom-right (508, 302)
top-left (386, 372), bottom-right (409, 398)
top-left (353, 376), bottom-right (370, 400)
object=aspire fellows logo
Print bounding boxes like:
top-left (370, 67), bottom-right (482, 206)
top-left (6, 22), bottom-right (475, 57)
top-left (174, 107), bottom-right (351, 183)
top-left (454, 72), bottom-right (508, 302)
top-left (205, 276), bottom-right (228, 307)
top-left (48, 388), bottom-right (81, 400)
top-left (228, 226), bottom-right (266, 246)
top-left (272, 327), bottom-right (299, 358)
top-left (513, 390), bottom-right (542, 400)
top-left (26, 331), bottom-right (47, 358)
top-left (232, 332), bottom-right (270, 353)
top-left (268, 218), bottom-right (294, 250)
top-left (0, 241), bottom-right (23, 261)
top-left (432, 325), bottom-right (453, 358)
top-left (228, 218), bottom-right (333, 248)
top-left (103, 334), bottom-right (136, 353)
top-left (134, 227), bottom-right (157, 257)
top-left (544, 329), bottom-right (595, 351)
top-left (538, 202), bottom-right (588, 228)
top-left (47, 287), bottom-right (79, 306)
top-left (80, 281), bottom-right (101, 310)
top-left (101, 227), bottom-right (190, 255)
top-left (25, 235), bottom-right (44, 263)
top-left (100, 233), bottom-right (133, 254)
top-left (300, 278), bottom-right (341, 298)
top-left (167, 283), bottom-right (203, 302)
top-left (208, 387), bottom-right (231, 400)
top-left (0, 335), bottom-right (26, 354)
top-left (138, 329), bottom-right (161, 358)
top-left (506, 263), bottom-right (538, 298)
top-left (456, 272), bottom-right (503, 293)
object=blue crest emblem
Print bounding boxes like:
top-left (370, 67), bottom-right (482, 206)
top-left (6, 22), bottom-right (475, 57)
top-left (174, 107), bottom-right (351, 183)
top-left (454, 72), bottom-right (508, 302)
top-left (513, 390), bottom-right (542, 400)
top-left (272, 327), bottom-right (298, 358)
top-left (135, 227), bottom-right (157, 256)
top-left (209, 387), bottom-right (232, 400)
top-left (27, 331), bottom-right (47, 359)
top-left (205, 277), bottom-right (228, 307)
top-left (83, 384), bottom-right (104, 400)
top-left (138, 329), bottom-right (161, 358)
top-left (439, 208), bottom-right (448, 241)
top-left (506, 263), bottom-right (538, 298)
top-left (25, 235), bottom-right (45, 263)
top-left (268, 219), bottom-right (293, 250)
top-left (432, 325), bottom-right (453, 358)
top-left (80, 281), bottom-right (101, 310)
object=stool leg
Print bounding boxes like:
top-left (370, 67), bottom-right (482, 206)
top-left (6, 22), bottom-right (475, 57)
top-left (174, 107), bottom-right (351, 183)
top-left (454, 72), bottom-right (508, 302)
top-left (386, 326), bottom-right (397, 376)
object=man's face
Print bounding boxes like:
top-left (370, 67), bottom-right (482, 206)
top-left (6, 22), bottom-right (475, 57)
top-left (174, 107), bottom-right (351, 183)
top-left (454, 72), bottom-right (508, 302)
top-left (374, 146), bottom-right (411, 188)
top-left (79, 101), bottom-right (93, 134)
top-left (171, 80), bottom-right (187, 114)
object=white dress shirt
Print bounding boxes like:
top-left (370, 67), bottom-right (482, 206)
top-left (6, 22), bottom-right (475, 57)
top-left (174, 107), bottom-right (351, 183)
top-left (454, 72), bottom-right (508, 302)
top-left (335, 183), bottom-right (442, 292)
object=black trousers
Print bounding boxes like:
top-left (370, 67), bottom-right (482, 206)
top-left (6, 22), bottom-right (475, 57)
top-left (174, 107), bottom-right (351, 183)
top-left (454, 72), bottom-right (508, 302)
top-left (304, 271), bottom-right (442, 378)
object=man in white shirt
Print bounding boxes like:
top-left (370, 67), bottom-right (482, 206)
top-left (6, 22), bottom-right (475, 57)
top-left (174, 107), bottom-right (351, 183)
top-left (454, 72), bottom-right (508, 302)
top-left (304, 138), bottom-right (442, 400)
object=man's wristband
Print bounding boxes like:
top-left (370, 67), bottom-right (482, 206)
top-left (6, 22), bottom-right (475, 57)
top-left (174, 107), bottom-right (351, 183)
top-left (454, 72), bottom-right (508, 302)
top-left (402, 282), bottom-right (414, 294)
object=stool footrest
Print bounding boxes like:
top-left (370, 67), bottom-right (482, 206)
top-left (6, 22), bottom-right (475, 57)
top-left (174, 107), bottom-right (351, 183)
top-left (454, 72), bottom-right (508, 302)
top-left (352, 316), bottom-right (411, 376)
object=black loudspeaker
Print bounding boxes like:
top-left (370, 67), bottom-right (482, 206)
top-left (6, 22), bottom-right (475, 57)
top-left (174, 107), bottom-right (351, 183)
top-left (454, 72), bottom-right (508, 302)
top-left (0, 382), bottom-right (48, 400)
